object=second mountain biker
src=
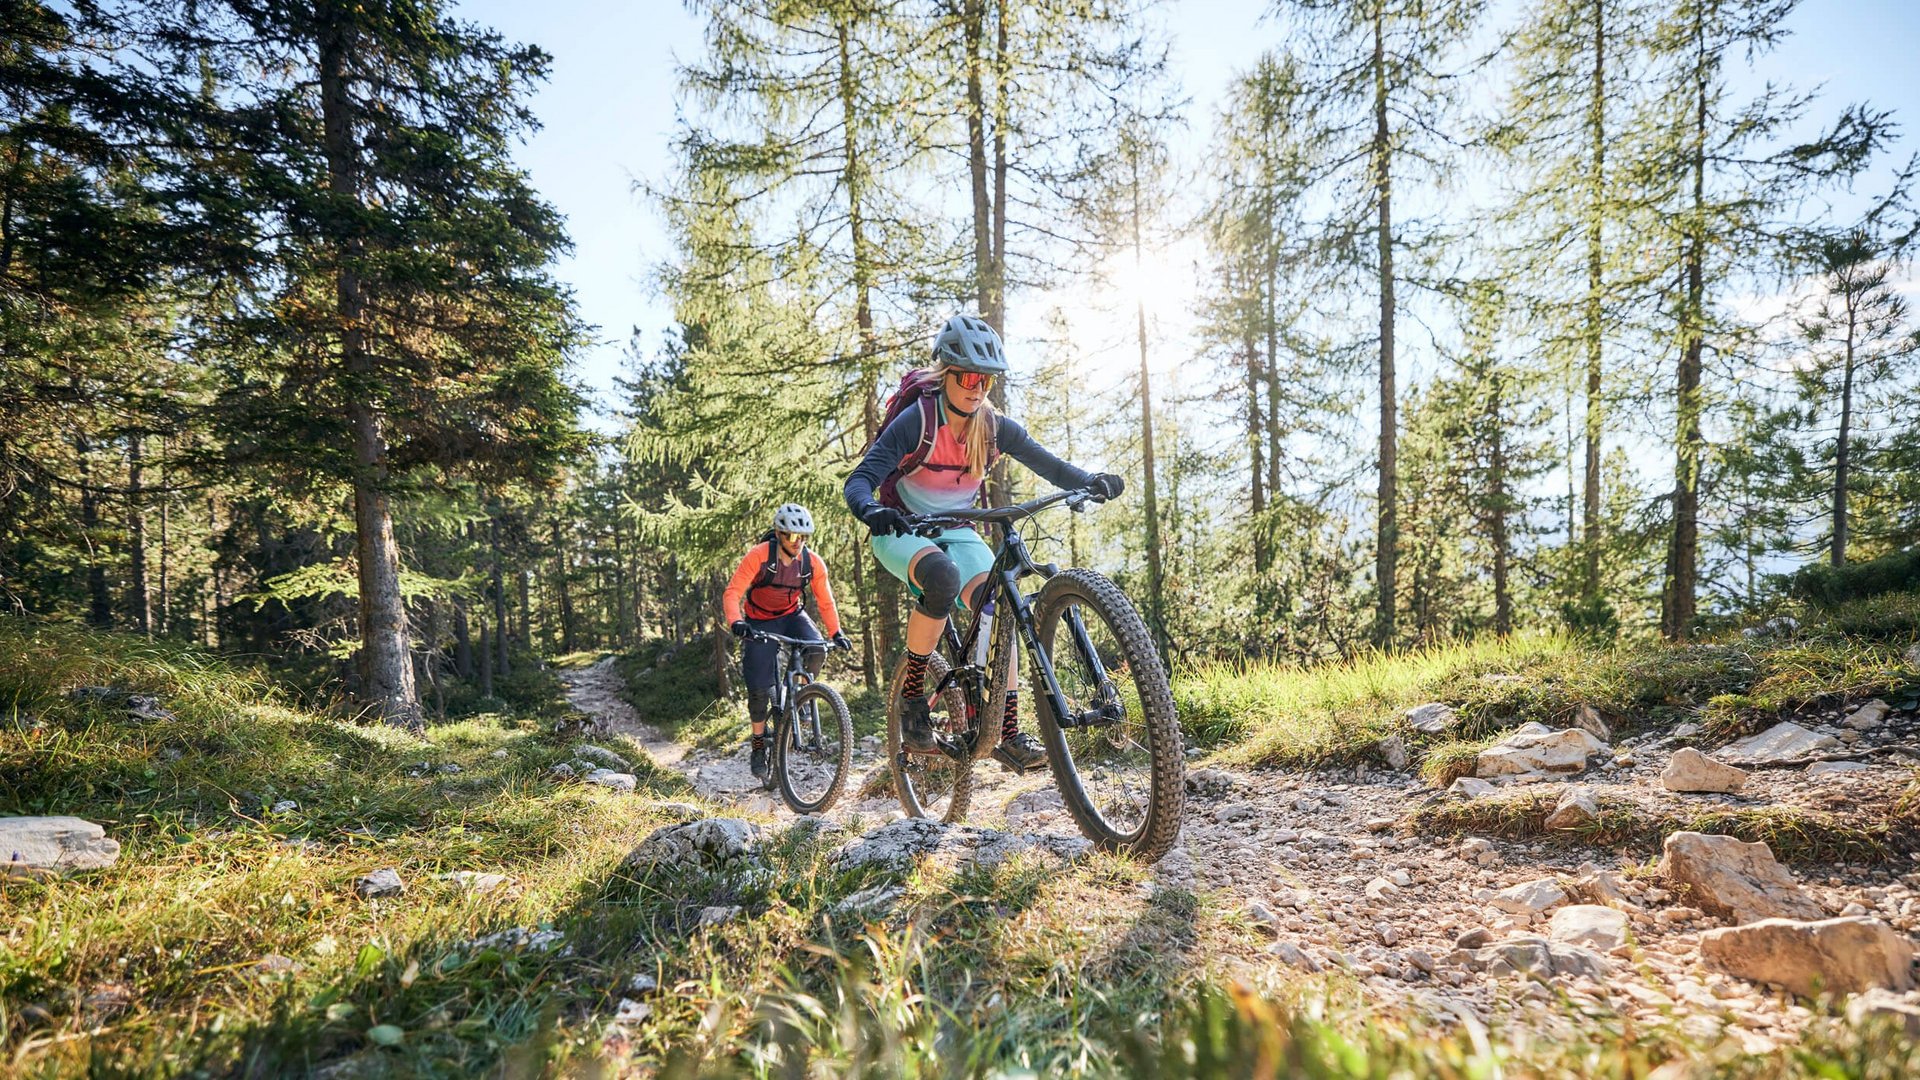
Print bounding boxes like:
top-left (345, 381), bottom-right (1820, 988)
top-left (843, 314), bottom-right (1123, 773)
top-left (722, 503), bottom-right (851, 780)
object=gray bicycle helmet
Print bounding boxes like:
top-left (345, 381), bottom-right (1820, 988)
top-left (771, 503), bottom-right (815, 535)
top-left (932, 314), bottom-right (1010, 374)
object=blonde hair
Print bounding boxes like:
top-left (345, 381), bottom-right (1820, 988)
top-left (918, 361), bottom-right (997, 480)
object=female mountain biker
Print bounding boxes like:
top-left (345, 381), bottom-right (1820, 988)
top-left (843, 314), bottom-right (1123, 773)
top-left (722, 503), bottom-right (851, 779)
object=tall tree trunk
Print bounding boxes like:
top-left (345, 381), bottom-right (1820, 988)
top-left (1663, 25), bottom-right (1706, 642)
top-left (478, 603), bottom-right (494, 697)
top-left (1581, 0), bottom-right (1607, 601)
top-left (1371, 9), bottom-right (1399, 648)
top-left (1488, 373), bottom-right (1513, 636)
top-left (452, 599), bottom-right (474, 679)
top-left (1831, 293), bottom-right (1858, 566)
top-left (1131, 153), bottom-right (1168, 654)
top-left (490, 515), bottom-right (510, 675)
top-left (322, 20), bottom-right (419, 726)
top-left (710, 570), bottom-right (731, 699)
top-left (77, 434), bottom-right (111, 629)
top-left (1244, 300), bottom-right (1268, 578)
top-left (517, 568), bottom-right (530, 643)
top-left (551, 517), bottom-right (576, 655)
top-left (157, 435), bottom-right (170, 635)
top-left (208, 494), bottom-right (224, 648)
top-left (126, 433), bottom-right (151, 636)
top-left (838, 20), bottom-right (895, 686)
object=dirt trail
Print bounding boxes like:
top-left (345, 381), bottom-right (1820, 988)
top-left (560, 656), bottom-right (1920, 1048)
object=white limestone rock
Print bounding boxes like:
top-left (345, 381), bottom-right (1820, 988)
top-left (1476, 727), bottom-right (1609, 779)
top-left (1658, 831), bottom-right (1823, 924)
top-left (1723, 721), bottom-right (1841, 765)
top-left (1662, 748), bottom-right (1750, 794)
top-left (1, 816), bottom-right (120, 874)
top-left (1701, 916), bottom-right (1917, 998)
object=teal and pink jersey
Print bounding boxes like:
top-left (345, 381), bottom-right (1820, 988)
top-left (844, 393), bottom-right (1093, 517)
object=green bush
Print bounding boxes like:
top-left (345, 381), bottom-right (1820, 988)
top-left (1784, 546), bottom-right (1920, 607)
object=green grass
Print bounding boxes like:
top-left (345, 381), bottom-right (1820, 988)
top-left (1177, 591), bottom-right (1920, 776)
top-left (7, 619), bottom-right (1918, 1076)
top-left (1408, 773), bottom-right (1920, 865)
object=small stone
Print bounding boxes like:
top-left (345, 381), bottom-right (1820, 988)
top-left (1266, 941), bottom-right (1321, 971)
top-left (1365, 817), bottom-right (1396, 833)
top-left (1724, 721), bottom-right (1841, 765)
top-left (614, 998), bottom-right (652, 1024)
top-left (1491, 878), bottom-right (1571, 915)
top-left (1544, 785), bottom-right (1599, 830)
top-left (1572, 705), bottom-right (1611, 742)
top-left (1842, 700), bottom-right (1890, 731)
top-left (271, 800), bottom-right (299, 814)
top-left (0, 816), bottom-right (121, 874)
top-left (1846, 988), bottom-right (1920, 1037)
top-left (1376, 735), bottom-right (1409, 771)
top-left (1388, 870), bottom-right (1413, 888)
top-left (1366, 877), bottom-right (1401, 901)
top-left (697, 905), bottom-right (743, 927)
top-left (1455, 927), bottom-right (1494, 949)
top-left (1406, 703), bottom-right (1458, 734)
top-left (1404, 948), bottom-right (1437, 974)
top-left (1449, 777), bottom-right (1498, 798)
top-left (1246, 901), bottom-right (1283, 932)
top-left (1551, 905), bottom-right (1631, 952)
top-left (1904, 642), bottom-right (1920, 669)
top-left (490, 749), bottom-right (510, 760)
top-left (549, 763), bottom-right (576, 780)
top-left (627, 973), bottom-right (658, 993)
top-left (1375, 922), bottom-right (1399, 946)
top-left (1807, 761), bottom-right (1873, 776)
top-left (354, 869), bottom-right (404, 899)
top-left (583, 769), bottom-right (637, 793)
top-left (575, 744), bottom-right (632, 770)
top-left (1476, 727), bottom-right (1610, 779)
top-left (1662, 748), bottom-right (1749, 793)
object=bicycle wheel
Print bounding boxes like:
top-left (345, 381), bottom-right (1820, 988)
top-left (1030, 568), bottom-right (1184, 860)
top-left (887, 649), bottom-right (973, 822)
top-left (775, 682), bottom-right (853, 814)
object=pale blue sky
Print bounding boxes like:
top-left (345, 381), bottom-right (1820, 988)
top-left (460, 0), bottom-right (1920, 425)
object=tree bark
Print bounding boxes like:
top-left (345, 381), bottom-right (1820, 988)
top-left (1131, 150), bottom-right (1168, 654)
top-left (452, 598), bottom-right (474, 680)
top-left (321, 16), bottom-right (419, 726)
top-left (1581, 0), bottom-right (1607, 601)
top-left (1488, 373), bottom-right (1513, 635)
top-left (1831, 291), bottom-right (1856, 566)
top-left (1371, 8), bottom-right (1399, 648)
top-left (157, 435), bottom-right (170, 635)
top-left (550, 517), bottom-right (576, 655)
top-left (127, 432), bottom-right (151, 636)
top-left (490, 514), bottom-right (510, 675)
top-left (710, 570), bottom-right (732, 699)
top-left (78, 433), bottom-right (111, 629)
top-left (1662, 19), bottom-right (1706, 642)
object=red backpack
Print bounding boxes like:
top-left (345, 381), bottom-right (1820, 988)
top-left (869, 371), bottom-right (999, 510)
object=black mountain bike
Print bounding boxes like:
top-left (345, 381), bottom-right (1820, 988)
top-left (885, 486), bottom-right (1185, 861)
top-left (747, 631), bottom-right (853, 815)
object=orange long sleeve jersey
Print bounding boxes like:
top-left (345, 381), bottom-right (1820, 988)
top-left (721, 544), bottom-right (841, 636)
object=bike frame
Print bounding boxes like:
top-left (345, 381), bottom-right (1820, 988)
top-left (917, 489), bottom-right (1126, 746)
top-left (746, 631), bottom-right (839, 747)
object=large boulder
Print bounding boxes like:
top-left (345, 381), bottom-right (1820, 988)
top-left (1723, 721), bottom-right (1840, 765)
top-left (624, 818), bottom-right (762, 871)
top-left (1, 816), bottom-right (120, 874)
top-left (829, 818), bottom-right (1090, 876)
top-left (1661, 748), bottom-right (1749, 794)
top-left (1658, 832), bottom-right (1823, 924)
top-left (1700, 916), bottom-right (1917, 998)
top-left (1459, 936), bottom-right (1610, 981)
top-left (1476, 725), bottom-right (1609, 779)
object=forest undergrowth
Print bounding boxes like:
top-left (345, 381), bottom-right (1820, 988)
top-left (5, 611), bottom-right (1920, 1077)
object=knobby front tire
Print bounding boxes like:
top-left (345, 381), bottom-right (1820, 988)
top-left (887, 649), bottom-right (974, 822)
top-left (774, 682), bottom-right (853, 815)
top-left (1030, 568), bottom-right (1185, 862)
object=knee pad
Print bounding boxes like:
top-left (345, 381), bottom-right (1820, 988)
top-left (967, 578), bottom-right (995, 612)
top-left (747, 688), bottom-right (771, 723)
top-left (914, 553), bottom-right (962, 618)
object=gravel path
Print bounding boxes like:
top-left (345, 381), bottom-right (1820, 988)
top-left (561, 657), bottom-right (1920, 1048)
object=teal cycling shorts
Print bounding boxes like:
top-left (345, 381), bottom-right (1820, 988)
top-left (870, 526), bottom-right (995, 608)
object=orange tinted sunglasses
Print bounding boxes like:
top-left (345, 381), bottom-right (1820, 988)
top-left (949, 370), bottom-right (994, 391)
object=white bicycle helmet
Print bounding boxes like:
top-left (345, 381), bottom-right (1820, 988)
top-left (771, 503), bottom-right (815, 535)
top-left (932, 314), bottom-right (1010, 374)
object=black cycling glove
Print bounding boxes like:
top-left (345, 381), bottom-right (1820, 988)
top-left (859, 502), bottom-right (911, 537)
top-left (1088, 473), bottom-right (1125, 500)
top-left (830, 631), bottom-right (852, 651)
top-left (730, 620), bottom-right (750, 639)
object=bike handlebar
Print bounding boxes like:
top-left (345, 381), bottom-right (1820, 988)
top-left (743, 630), bottom-right (850, 650)
top-left (904, 485), bottom-right (1103, 537)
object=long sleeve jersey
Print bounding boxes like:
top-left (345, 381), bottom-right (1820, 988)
top-left (721, 543), bottom-right (841, 635)
top-left (843, 408), bottom-right (1092, 516)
